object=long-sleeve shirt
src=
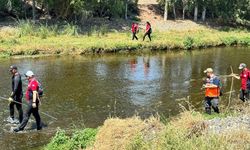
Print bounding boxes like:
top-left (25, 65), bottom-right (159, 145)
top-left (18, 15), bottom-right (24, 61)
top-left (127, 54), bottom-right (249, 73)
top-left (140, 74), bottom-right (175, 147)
top-left (240, 69), bottom-right (250, 90)
top-left (11, 73), bottom-right (23, 98)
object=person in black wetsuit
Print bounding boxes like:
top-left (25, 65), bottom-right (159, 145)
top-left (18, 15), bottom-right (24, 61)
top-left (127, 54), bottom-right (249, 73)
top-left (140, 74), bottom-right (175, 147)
top-left (8, 65), bottom-right (23, 123)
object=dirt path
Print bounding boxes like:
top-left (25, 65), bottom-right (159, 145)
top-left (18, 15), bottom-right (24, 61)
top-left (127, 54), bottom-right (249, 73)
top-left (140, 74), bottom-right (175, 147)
top-left (137, 0), bottom-right (206, 31)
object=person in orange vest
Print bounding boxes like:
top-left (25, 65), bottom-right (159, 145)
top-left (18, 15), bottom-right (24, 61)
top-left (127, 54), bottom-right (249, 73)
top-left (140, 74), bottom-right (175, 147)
top-left (203, 68), bottom-right (221, 114)
top-left (232, 63), bottom-right (250, 102)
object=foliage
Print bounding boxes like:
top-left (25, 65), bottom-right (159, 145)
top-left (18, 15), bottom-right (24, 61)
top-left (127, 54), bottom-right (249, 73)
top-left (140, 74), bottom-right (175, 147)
top-left (183, 36), bottom-right (194, 50)
top-left (45, 128), bottom-right (98, 150)
top-left (157, 0), bottom-right (250, 25)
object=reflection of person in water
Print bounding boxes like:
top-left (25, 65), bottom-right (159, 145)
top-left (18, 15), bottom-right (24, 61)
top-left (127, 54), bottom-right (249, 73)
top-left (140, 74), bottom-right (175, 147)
top-left (130, 58), bottom-right (138, 73)
top-left (143, 57), bottom-right (150, 77)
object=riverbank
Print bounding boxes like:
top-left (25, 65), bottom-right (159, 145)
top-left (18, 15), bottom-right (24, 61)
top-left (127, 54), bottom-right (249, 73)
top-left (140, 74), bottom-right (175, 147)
top-left (0, 22), bottom-right (249, 58)
top-left (45, 101), bottom-right (250, 150)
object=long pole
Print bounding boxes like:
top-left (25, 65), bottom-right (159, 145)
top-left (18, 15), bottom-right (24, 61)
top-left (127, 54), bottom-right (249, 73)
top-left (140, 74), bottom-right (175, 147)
top-left (226, 66), bottom-right (234, 112)
top-left (0, 96), bottom-right (57, 120)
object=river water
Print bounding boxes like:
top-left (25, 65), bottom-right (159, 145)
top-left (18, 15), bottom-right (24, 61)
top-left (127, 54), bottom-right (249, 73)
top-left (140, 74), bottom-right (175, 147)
top-left (0, 47), bottom-right (249, 149)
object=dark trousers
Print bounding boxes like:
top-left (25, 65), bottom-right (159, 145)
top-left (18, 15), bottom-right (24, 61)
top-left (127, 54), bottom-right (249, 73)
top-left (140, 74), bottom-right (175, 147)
top-left (240, 89), bottom-right (249, 102)
top-left (204, 97), bottom-right (219, 114)
top-left (18, 101), bottom-right (41, 130)
top-left (143, 32), bottom-right (151, 41)
top-left (9, 96), bottom-right (23, 123)
top-left (132, 32), bottom-right (138, 40)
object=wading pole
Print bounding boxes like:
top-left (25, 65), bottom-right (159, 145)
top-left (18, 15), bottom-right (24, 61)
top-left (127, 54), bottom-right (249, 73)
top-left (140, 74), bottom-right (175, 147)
top-left (226, 66), bottom-right (234, 113)
top-left (0, 96), bottom-right (57, 120)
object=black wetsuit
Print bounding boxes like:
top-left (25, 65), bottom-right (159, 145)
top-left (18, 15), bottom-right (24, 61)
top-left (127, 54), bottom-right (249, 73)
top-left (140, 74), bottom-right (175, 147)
top-left (10, 73), bottom-right (23, 123)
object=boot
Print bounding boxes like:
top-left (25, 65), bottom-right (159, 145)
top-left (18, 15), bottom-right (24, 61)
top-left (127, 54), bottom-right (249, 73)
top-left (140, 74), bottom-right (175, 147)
top-left (205, 108), bottom-right (211, 115)
top-left (213, 107), bottom-right (220, 114)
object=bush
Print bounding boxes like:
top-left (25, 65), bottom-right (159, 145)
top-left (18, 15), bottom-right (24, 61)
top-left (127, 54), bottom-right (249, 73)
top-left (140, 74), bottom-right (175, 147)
top-left (183, 36), bottom-right (194, 50)
top-left (45, 128), bottom-right (98, 150)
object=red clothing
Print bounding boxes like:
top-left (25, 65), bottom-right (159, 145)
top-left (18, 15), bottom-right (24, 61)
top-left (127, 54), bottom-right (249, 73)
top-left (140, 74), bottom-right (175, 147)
top-left (146, 24), bottom-right (151, 33)
top-left (240, 69), bottom-right (250, 90)
top-left (26, 78), bottom-right (39, 101)
top-left (131, 24), bottom-right (138, 33)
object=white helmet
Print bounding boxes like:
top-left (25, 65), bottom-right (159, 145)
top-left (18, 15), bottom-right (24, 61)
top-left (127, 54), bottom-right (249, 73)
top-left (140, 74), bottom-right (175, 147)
top-left (25, 71), bottom-right (35, 77)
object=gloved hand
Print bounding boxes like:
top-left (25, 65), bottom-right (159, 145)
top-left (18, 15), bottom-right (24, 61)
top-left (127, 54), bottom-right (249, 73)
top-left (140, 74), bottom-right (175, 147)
top-left (8, 97), bottom-right (14, 103)
top-left (32, 102), bottom-right (37, 108)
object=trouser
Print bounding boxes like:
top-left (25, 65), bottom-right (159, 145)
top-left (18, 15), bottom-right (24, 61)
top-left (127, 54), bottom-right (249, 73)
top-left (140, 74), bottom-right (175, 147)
top-left (132, 32), bottom-right (138, 40)
top-left (143, 32), bottom-right (151, 41)
top-left (9, 96), bottom-right (23, 123)
top-left (18, 101), bottom-right (41, 130)
top-left (204, 97), bottom-right (219, 114)
top-left (240, 89), bottom-right (249, 102)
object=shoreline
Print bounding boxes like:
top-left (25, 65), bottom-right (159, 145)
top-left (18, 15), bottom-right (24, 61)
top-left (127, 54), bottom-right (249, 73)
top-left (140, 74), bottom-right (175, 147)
top-left (0, 24), bottom-right (249, 59)
top-left (45, 101), bottom-right (250, 150)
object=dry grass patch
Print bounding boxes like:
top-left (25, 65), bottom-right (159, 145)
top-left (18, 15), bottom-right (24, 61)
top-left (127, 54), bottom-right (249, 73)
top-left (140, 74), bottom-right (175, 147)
top-left (88, 116), bottom-right (164, 150)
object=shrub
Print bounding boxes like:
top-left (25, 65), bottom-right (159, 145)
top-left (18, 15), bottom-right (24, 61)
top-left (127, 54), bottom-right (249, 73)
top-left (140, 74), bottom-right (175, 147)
top-left (183, 36), bottom-right (194, 50)
top-left (45, 128), bottom-right (98, 150)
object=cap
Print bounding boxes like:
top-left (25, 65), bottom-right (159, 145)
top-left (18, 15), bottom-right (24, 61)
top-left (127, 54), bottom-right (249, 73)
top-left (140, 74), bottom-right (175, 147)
top-left (239, 63), bottom-right (246, 70)
top-left (204, 68), bottom-right (213, 73)
top-left (9, 65), bottom-right (18, 71)
top-left (25, 71), bottom-right (34, 77)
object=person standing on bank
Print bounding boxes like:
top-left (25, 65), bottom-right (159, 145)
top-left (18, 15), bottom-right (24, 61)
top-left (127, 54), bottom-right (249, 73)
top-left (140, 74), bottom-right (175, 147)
top-left (14, 71), bottom-right (42, 132)
top-left (8, 65), bottom-right (23, 124)
top-left (131, 22), bottom-right (139, 40)
top-left (203, 68), bottom-right (221, 114)
top-left (143, 22), bottom-right (152, 41)
top-left (232, 63), bottom-right (250, 102)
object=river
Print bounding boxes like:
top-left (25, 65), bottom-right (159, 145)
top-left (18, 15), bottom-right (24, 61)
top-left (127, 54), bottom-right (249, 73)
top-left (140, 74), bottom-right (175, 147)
top-left (0, 47), bottom-right (249, 149)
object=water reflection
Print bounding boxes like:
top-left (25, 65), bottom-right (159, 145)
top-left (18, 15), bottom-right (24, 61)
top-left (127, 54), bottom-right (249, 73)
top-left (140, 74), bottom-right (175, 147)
top-left (0, 48), bottom-right (249, 149)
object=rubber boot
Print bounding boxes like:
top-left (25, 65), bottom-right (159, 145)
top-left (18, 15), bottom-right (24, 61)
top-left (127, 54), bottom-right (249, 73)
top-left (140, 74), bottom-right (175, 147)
top-left (213, 106), bottom-right (220, 114)
top-left (205, 107), bottom-right (211, 115)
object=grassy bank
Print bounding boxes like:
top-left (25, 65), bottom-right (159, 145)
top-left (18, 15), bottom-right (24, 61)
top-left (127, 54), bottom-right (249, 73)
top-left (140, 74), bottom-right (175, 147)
top-left (45, 102), bottom-right (250, 150)
top-left (0, 22), bottom-right (249, 58)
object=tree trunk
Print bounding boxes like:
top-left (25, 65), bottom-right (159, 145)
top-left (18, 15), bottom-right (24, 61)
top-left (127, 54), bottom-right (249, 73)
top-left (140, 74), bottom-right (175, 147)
top-left (202, 6), bottom-right (206, 21)
top-left (194, 4), bottom-right (198, 21)
top-left (32, 0), bottom-right (36, 21)
top-left (173, 2), bottom-right (176, 20)
top-left (164, 0), bottom-right (168, 21)
top-left (182, 7), bottom-right (185, 20)
top-left (125, 0), bottom-right (128, 20)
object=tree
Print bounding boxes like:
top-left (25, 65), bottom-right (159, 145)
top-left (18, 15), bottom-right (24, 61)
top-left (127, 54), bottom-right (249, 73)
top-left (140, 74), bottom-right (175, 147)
top-left (182, 0), bottom-right (188, 19)
top-left (172, 0), bottom-right (176, 20)
top-left (194, 0), bottom-right (198, 21)
top-left (164, 0), bottom-right (169, 21)
top-left (125, 0), bottom-right (128, 20)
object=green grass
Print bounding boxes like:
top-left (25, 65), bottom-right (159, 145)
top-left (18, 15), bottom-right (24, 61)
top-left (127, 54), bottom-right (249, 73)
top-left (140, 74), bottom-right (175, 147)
top-left (45, 128), bottom-right (98, 150)
top-left (0, 22), bottom-right (249, 57)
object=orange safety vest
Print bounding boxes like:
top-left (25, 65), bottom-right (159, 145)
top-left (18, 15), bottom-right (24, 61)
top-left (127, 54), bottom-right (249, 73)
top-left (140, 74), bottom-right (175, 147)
top-left (205, 86), bottom-right (220, 97)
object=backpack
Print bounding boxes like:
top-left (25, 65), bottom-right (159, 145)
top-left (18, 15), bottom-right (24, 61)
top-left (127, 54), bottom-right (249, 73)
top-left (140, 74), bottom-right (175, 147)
top-left (247, 71), bottom-right (250, 90)
top-left (38, 81), bottom-right (44, 97)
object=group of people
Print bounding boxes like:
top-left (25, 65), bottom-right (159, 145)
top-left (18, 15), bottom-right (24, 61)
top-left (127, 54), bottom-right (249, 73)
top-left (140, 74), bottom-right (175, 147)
top-left (6, 62), bottom-right (250, 132)
top-left (8, 66), bottom-right (42, 132)
top-left (203, 63), bottom-right (250, 114)
top-left (131, 22), bottom-right (152, 41)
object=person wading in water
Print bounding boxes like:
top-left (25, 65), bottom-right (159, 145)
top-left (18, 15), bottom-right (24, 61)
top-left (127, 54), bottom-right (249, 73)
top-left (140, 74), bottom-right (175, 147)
top-left (232, 63), bottom-right (250, 102)
top-left (203, 68), bottom-right (221, 114)
top-left (8, 65), bottom-right (23, 124)
top-left (14, 71), bottom-right (42, 132)
top-left (143, 22), bottom-right (152, 41)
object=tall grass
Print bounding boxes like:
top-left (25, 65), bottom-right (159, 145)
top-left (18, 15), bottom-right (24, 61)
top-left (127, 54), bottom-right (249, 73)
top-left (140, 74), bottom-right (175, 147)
top-left (0, 22), bottom-right (249, 56)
